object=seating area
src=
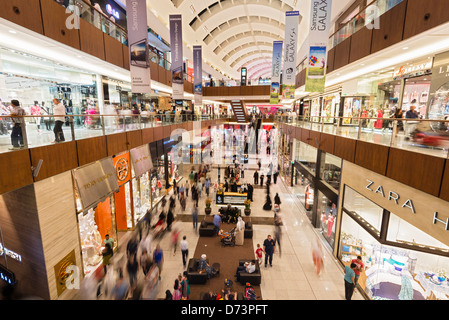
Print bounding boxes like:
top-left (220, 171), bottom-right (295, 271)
top-left (236, 259), bottom-right (262, 286)
top-left (186, 258), bottom-right (221, 284)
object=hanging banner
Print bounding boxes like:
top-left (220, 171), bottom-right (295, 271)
top-left (193, 45), bottom-right (203, 105)
top-left (305, 0), bottom-right (333, 93)
top-left (282, 11), bottom-right (300, 100)
top-left (270, 41), bottom-right (283, 104)
top-left (126, 0), bottom-right (151, 93)
top-left (170, 14), bottom-right (184, 100)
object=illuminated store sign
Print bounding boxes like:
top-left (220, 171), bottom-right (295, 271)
top-left (0, 264), bottom-right (16, 285)
top-left (106, 4), bottom-right (120, 19)
top-left (0, 244), bottom-right (22, 262)
top-left (365, 179), bottom-right (416, 214)
top-left (393, 58), bottom-right (433, 80)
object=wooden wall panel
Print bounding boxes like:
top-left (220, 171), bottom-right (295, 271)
top-left (106, 132), bottom-right (128, 156)
top-left (333, 136), bottom-right (356, 163)
top-left (386, 147), bottom-right (445, 197)
top-left (439, 160), bottom-right (449, 202)
top-left (122, 44), bottom-right (130, 70)
top-left (142, 127), bottom-right (155, 144)
top-left (158, 65), bottom-right (167, 85)
top-left (371, 0), bottom-right (406, 54)
top-left (30, 141), bottom-right (79, 182)
top-left (0, 184), bottom-right (50, 299)
top-left (333, 37), bottom-right (351, 70)
top-left (0, 0), bottom-right (43, 35)
top-left (76, 136), bottom-right (107, 166)
top-left (79, 19), bottom-right (105, 60)
top-left (309, 130), bottom-right (321, 148)
top-left (354, 140), bottom-right (389, 175)
top-left (104, 34), bottom-right (124, 67)
top-left (40, 0), bottom-right (80, 50)
top-left (149, 61), bottom-right (159, 82)
top-left (327, 47), bottom-right (335, 73)
top-left (127, 130), bottom-right (143, 150)
top-left (153, 126), bottom-right (164, 142)
top-left (241, 86), bottom-right (254, 95)
top-left (228, 86), bottom-right (240, 96)
top-left (319, 132), bottom-right (335, 154)
top-left (300, 128), bottom-right (311, 144)
top-left (163, 125), bottom-right (172, 139)
top-left (295, 127), bottom-right (302, 141)
top-left (166, 69), bottom-right (172, 86)
top-left (349, 26), bottom-right (373, 63)
top-left (0, 149), bottom-right (33, 194)
top-left (403, 0), bottom-right (449, 40)
top-left (253, 85), bottom-right (270, 96)
top-left (34, 171), bottom-right (81, 300)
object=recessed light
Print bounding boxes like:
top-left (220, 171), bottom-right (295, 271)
top-left (403, 47), bottom-right (409, 50)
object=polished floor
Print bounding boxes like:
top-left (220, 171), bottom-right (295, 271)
top-left (91, 156), bottom-right (364, 300)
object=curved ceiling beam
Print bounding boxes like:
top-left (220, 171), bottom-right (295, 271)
top-left (246, 60), bottom-right (272, 72)
top-left (214, 32), bottom-right (281, 56)
top-left (190, 0), bottom-right (293, 32)
top-left (222, 42), bottom-right (273, 63)
top-left (203, 15), bottom-right (285, 45)
top-left (248, 62), bottom-right (272, 76)
top-left (230, 50), bottom-right (272, 68)
top-left (233, 53), bottom-right (272, 70)
top-left (249, 65), bottom-right (272, 78)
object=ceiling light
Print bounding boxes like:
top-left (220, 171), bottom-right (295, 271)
top-left (403, 47), bottom-right (409, 50)
top-left (9, 30), bottom-right (17, 34)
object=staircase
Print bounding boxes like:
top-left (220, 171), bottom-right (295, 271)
top-left (230, 100), bottom-right (248, 123)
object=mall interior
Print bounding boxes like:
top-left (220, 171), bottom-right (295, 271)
top-left (0, 0), bottom-right (449, 302)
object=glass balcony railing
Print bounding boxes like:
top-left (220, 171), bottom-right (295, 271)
top-left (275, 115), bottom-right (449, 159)
top-left (328, 0), bottom-right (404, 50)
top-left (1, 113), bottom-right (227, 154)
top-left (58, 0), bottom-right (128, 45)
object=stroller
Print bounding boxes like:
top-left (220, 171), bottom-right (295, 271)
top-left (219, 227), bottom-right (236, 247)
top-left (244, 283), bottom-right (258, 300)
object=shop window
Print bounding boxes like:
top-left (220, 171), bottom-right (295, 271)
top-left (387, 212), bottom-right (449, 253)
top-left (343, 186), bottom-right (383, 232)
top-left (322, 153), bottom-right (342, 191)
top-left (318, 191), bottom-right (337, 248)
top-left (294, 140), bottom-right (317, 173)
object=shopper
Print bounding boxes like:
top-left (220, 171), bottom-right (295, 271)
top-left (253, 170), bottom-right (259, 185)
top-left (180, 235), bottom-right (189, 268)
top-left (351, 256), bottom-right (365, 291)
top-left (181, 271), bottom-right (190, 300)
top-left (9, 100), bottom-right (25, 150)
top-left (101, 242), bottom-right (113, 275)
top-left (153, 244), bottom-right (164, 280)
top-left (126, 253), bottom-right (139, 290)
top-left (52, 98), bottom-right (66, 143)
top-left (172, 278), bottom-right (182, 300)
top-left (192, 206), bottom-right (198, 231)
top-left (344, 263), bottom-right (357, 300)
top-left (274, 193), bottom-right (281, 209)
top-left (274, 223), bottom-right (282, 257)
top-left (263, 234), bottom-right (275, 268)
top-left (213, 213), bottom-right (222, 236)
top-left (255, 244), bottom-right (263, 265)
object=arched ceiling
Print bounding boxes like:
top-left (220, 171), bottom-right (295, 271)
top-left (145, 0), bottom-right (353, 80)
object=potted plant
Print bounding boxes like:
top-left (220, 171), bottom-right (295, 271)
top-left (205, 198), bottom-right (212, 215)
top-left (244, 199), bottom-right (251, 216)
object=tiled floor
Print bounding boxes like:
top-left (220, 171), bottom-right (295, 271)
top-left (99, 157), bottom-right (364, 300)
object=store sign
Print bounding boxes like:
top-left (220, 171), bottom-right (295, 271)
top-left (130, 145), bottom-right (153, 178)
top-left (170, 14), bottom-right (184, 100)
top-left (393, 58), bottom-right (433, 80)
top-left (282, 11), bottom-right (300, 99)
top-left (0, 244), bottom-right (22, 262)
top-left (0, 264), bottom-right (16, 285)
top-left (305, 0), bottom-right (332, 93)
top-left (113, 152), bottom-right (131, 185)
top-left (54, 250), bottom-right (77, 296)
top-left (342, 161), bottom-right (449, 247)
top-left (72, 158), bottom-right (119, 210)
top-left (106, 4), bottom-right (120, 19)
top-left (270, 41), bottom-right (283, 105)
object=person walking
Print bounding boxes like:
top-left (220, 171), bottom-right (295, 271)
top-left (181, 271), bottom-right (190, 300)
top-left (126, 253), bottom-right (139, 291)
top-left (274, 222), bottom-right (282, 257)
top-left (205, 178), bottom-right (210, 197)
top-left (344, 263), bottom-right (357, 300)
top-left (153, 244), bottom-right (164, 280)
top-left (180, 235), bottom-right (189, 268)
top-left (263, 234), bottom-right (275, 268)
top-left (213, 213), bottom-right (222, 236)
top-left (9, 100), bottom-right (25, 150)
top-left (192, 206), bottom-right (198, 231)
top-left (52, 98), bottom-right (66, 143)
top-left (253, 170), bottom-right (259, 185)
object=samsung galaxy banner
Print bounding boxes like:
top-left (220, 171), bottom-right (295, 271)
top-left (126, 0), bottom-right (151, 93)
top-left (170, 14), bottom-right (184, 100)
top-left (282, 11), bottom-right (300, 99)
top-left (270, 41), bottom-right (283, 104)
top-left (193, 45), bottom-right (203, 105)
top-left (305, 0), bottom-right (332, 93)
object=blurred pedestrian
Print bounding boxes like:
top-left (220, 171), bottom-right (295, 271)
top-left (111, 269), bottom-right (129, 300)
top-left (181, 271), bottom-right (190, 300)
top-left (192, 206), bottom-right (198, 231)
top-left (312, 239), bottom-right (324, 275)
top-left (153, 244), bottom-right (164, 280)
top-left (126, 253), bottom-right (139, 290)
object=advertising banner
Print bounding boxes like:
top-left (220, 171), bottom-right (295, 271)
top-left (282, 11), bottom-right (300, 99)
top-left (193, 45), bottom-right (203, 105)
top-left (270, 41), bottom-right (283, 104)
top-left (126, 0), bottom-right (151, 93)
top-left (170, 14), bottom-right (184, 100)
top-left (305, 0), bottom-right (332, 93)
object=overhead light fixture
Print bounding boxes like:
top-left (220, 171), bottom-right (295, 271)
top-left (9, 30), bottom-right (17, 34)
top-left (403, 47), bottom-right (409, 50)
